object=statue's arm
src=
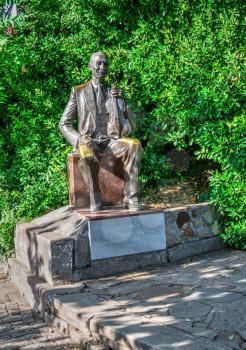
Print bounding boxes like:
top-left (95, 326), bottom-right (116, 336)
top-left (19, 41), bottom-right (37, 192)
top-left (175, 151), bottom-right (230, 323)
top-left (59, 87), bottom-right (80, 149)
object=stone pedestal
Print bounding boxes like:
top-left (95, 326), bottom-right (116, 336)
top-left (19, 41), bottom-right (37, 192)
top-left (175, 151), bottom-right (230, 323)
top-left (68, 153), bottom-right (125, 208)
top-left (14, 206), bottom-right (167, 285)
top-left (9, 202), bottom-right (224, 348)
top-left (12, 203), bottom-right (223, 286)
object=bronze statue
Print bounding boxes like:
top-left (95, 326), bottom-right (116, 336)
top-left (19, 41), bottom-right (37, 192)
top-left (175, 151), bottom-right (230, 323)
top-left (60, 52), bottom-right (142, 211)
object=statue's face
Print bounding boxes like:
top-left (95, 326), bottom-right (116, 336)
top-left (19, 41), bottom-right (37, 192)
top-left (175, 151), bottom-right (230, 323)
top-left (89, 54), bottom-right (108, 80)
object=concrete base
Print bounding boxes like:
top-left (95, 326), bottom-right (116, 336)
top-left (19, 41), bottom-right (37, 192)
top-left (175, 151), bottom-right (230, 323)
top-left (9, 202), bottom-right (226, 349)
top-left (13, 203), bottom-right (223, 285)
top-left (14, 206), bottom-right (167, 284)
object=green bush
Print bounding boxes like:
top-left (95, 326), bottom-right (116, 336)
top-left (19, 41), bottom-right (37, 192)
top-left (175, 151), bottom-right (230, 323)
top-left (0, 0), bottom-right (245, 257)
top-left (210, 170), bottom-right (245, 249)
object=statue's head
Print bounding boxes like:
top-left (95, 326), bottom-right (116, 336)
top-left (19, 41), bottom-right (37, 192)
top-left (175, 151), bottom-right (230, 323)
top-left (89, 52), bottom-right (108, 81)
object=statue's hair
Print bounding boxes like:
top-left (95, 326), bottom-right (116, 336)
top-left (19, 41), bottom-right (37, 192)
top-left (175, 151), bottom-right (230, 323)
top-left (89, 51), bottom-right (107, 64)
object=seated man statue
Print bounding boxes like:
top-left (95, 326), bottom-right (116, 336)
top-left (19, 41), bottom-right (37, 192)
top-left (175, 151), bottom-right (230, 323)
top-left (59, 51), bottom-right (142, 211)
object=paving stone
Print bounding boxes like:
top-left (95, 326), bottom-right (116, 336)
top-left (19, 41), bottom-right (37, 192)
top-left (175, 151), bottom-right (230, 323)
top-left (100, 279), bottom-right (151, 298)
top-left (91, 314), bottom-right (231, 350)
top-left (173, 322), bottom-right (218, 341)
top-left (8, 250), bottom-right (246, 349)
top-left (208, 309), bottom-right (246, 331)
top-left (0, 277), bottom-right (77, 350)
top-left (0, 263), bottom-right (8, 279)
top-left (136, 283), bottom-right (192, 300)
top-left (214, 331), bottom-right (242, 350)
top-left (169, 300), bottom-right (212, 320)
top-left (192, 286), bottom-right (245, 309)
top-left (239, 331), bottom-right (246, 340)
top-left (86, 344), bottom-right (109, 350)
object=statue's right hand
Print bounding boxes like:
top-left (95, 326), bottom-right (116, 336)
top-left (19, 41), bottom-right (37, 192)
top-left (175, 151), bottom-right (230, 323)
top-left (78, 134), bottom-right (92, 145)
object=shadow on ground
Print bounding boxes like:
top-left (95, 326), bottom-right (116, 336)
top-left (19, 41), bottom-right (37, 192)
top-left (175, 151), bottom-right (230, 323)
top-left (0, 278), bottom-right (79, 350)
top-left (19, 249), bottom-right (246, 350)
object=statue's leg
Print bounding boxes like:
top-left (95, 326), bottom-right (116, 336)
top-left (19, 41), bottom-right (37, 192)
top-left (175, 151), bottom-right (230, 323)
top-left (78, 143), bottom-right (102, 211)
top-left (107, 138), bottom-right (142, 209)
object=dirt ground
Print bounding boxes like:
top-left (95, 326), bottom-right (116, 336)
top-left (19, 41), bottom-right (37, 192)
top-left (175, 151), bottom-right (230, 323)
top-left (142, 171), bottom-right (210, 209)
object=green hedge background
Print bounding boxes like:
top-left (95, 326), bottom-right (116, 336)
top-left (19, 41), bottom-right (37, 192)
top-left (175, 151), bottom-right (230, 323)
top-left (0, 0), bottom-right (245, 257)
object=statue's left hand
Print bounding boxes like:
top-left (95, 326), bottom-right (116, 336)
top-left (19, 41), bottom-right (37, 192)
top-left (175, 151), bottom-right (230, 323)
top-left (110, 86), bottom-right (122, 98)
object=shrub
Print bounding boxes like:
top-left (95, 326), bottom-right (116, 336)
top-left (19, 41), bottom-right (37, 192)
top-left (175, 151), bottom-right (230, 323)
top-left (0, 0), bottom-right (245, 256)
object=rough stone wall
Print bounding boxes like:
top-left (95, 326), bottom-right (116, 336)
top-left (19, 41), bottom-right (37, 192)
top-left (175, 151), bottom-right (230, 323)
top-left (164, 203), bottom-right (224, 262)
top-left (165, 203), bottom-right (223, 247)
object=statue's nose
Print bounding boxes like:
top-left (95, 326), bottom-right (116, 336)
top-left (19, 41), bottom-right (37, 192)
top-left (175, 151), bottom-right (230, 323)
top-left (100, 62), bottom-right (106, 70)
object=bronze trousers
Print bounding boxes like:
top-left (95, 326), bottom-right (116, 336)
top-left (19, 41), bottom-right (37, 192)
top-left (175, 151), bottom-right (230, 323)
top-left (78, 137), bottom-right (142, 207)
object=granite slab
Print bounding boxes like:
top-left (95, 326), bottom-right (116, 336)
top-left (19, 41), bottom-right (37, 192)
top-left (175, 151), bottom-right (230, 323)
top-left (88, 213), bottom-right (166, 260)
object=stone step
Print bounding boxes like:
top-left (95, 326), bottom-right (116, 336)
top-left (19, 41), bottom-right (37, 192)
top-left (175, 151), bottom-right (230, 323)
top-left (9, 249), bottom-right (243, 350)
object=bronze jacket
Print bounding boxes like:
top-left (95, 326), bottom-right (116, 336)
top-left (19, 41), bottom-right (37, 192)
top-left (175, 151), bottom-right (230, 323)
top-left (59, 80), bottom-right (135, 149)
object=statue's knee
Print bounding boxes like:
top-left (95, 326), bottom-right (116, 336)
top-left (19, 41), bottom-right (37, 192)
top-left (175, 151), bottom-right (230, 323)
top-left (121, 137), bottom-right (142, 148)
top-left (135, 139), bottom-right (142, 150)
top-left (130, 139), bottom-right (142, 152)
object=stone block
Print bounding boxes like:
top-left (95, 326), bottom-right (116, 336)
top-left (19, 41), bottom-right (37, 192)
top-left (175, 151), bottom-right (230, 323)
top-left (14, 206), bottom-right (89, 284)
top-left (165, 203), bottom-right (223, 248)
top-left (74, 250), bottom-right (167, 281)
top-left (50, 237), bottom-right (74, 281)
top-left (68, 152), bottom-right (125, 208)
top-left (8, 258), bottom-right (45, 309)
top-left (167, 236), bottom-right (225, 262)
top-left (88, 213), bottom-right (166, 260)
top-left (74, 235), bottom-right (90, 269)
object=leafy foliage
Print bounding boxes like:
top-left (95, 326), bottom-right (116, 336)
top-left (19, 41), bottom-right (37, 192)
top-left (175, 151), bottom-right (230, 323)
top-left (0, 0), bottom-right (245, 256)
